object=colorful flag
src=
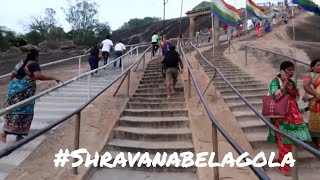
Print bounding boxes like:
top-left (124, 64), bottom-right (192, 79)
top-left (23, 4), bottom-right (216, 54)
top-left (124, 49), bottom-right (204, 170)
top-left (292, 0), bottom-right (319, 13)
top-left (210, 0), bottom-right (241, 27)
top-left (246, 0), bottom-right (269, 19)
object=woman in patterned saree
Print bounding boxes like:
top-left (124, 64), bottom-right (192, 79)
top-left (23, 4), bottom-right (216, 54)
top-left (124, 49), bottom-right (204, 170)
top-left (268, 61), bottom-right (311, 176)
top-left (303, 59), bottom-right (320, 149)
top-left (0, 49), bottom-right (62, 143)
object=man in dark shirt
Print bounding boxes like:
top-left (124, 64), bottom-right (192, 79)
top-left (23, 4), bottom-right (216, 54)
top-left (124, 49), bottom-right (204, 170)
top-left (161, 44), bottom-right (184, 98)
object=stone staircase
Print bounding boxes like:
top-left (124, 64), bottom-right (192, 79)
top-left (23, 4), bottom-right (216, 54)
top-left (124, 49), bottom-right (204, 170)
top-left (90, 59), bottom-right (197, 180)
top-left (197, 47), bottom-right (320, 180)
top-left (0, 56), bottom-right (139, 179)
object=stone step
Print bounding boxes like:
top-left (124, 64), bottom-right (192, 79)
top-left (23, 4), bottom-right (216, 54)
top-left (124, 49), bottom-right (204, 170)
top-left (219, 88), bottom-right (268, 97)
top-left (35, 102), bottom-right (83, 109)
top-left (34, 107), bottom-right (76, 116)
top-left (141, 76), bottom-right (166, 81)
top-left (143, 74), bottom-right (165, 78)
top-left (112, 126), bottom-right (192, 141)
top-left (133, 92), bottom-right (184, 99)
top-left (238, 119), bottom-right (267, 134)
top-left (118, 116), bottom-right (189, 128)
top-left (207, 72), bottom-right (248, 77)
top-left (130, 97), bottom-right (185, 103)
top-left (38, 96), bottom-right (88, 103)
top-left (233, 110), bottom-right (260, 122)
top-left (144, 70), bottom-right (163, 74)
top-left (48, 91), bottom-right (92, 98)
top-left (135, 87), bottom-right (184, 94)
top-left (107, 139), bottom-right (194, 154)
top-left (138, 84), bottom-right (183, 89)
top-left (223, 94), bottom-right (265, 104)
top-left (266, 168), bottom-right (319, 180)
top-left (122, 109), bottom-right (188, 117)
top-left (215, 76), bottom-right (256, 82)
top-left (126, 102), bottom-right (186, 109)
top-left (100, 151), bottom-right (197, 173)
top-left (66, 83), bottom-right (106, 89)
top-left (56, 87), bottom-right (101, 94)
top-left (228, 102), bottom-right (262, 112)
top-left (139, 79), bottom-right (166, 85)
top-left (216, 83), bottom-right (267, 91)
top-left (214, 80), bottom-right (261, 87)
top-left (91, 169), bottom-right (197, 180)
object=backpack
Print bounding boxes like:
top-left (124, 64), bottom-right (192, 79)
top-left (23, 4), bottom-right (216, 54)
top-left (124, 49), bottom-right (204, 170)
top-left (163, 51), bottom-right (179, 69)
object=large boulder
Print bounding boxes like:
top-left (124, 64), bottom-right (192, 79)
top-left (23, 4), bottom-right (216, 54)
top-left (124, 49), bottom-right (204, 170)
top-left (38, 40), bottom-right (60, 51)
top-left (19, 44), bottom-right (40, 52)
top-left (59, 40), bottom-right (77, 50)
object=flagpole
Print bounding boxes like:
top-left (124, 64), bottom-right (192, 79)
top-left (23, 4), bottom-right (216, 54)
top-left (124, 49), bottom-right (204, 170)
top-left (211, 12), bottom-right (214, 58)
top-left (245, 0), bottom-right (248, 35)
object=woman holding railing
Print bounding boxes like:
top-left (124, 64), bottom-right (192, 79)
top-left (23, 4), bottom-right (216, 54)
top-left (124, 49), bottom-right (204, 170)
top-left (267, 61), bottom-right (311, 176)
top-left (0, 49), bottom-right (62, 143)
top-left (303, 59), bottom-right (320, 149)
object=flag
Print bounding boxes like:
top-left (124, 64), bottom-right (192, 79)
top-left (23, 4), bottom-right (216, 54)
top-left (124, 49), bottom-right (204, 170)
top-left (292, 0), bottom-right (319, 13)
top-left (210, 0), bottom-right (241, 27)
top-left (246, 0), bottom-right (270, 19)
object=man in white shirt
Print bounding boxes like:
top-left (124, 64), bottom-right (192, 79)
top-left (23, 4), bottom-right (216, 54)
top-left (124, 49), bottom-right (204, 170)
top-left (113, 40), bottom-right (126, 67)
top-left (101, 35), bottom-right (113, 65)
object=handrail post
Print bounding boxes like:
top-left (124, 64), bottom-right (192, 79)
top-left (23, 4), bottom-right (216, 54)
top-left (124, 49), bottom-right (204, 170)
top-left (292, 145), bottom-right (299, 180)
top-left (188, 69), bottom-right (191, 98)
top-left (121, 55), bottom-right (124, 73)
top-left (127, 69), bottom-right (131, 97)
top-left (136, 47), bottom-right (139, 59)
top-left (73, 111), bottom-right (81, 175)
top-left (199, 70), bottom-right (216, 104)
top-left (78, 57), bottom-right (82, 75)
top-left (87, 75), bottom-right (91, 100)
top-left (245, 46), bottom-right (248, 66)
top-left (212, 124), bottom-right (219, 180)
top-left (143, 54), bottom-right (146, 70)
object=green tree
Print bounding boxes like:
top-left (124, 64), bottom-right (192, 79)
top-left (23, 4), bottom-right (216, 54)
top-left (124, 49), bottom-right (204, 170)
top-left (63, 0), bottom-right (99, 41)
top-left (24, 30), bottom-right (45, 45)
top-left (94, 22), bottom-right (111, 41)
top-left (27, 8), bottom-right (57, 37)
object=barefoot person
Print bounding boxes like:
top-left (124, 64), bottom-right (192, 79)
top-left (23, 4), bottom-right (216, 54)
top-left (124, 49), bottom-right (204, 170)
top-left (303, 59), bottom-right (320, 149)
top-left (267, 61), bottom-right (311, 176)
top-left (161, 44), bottom-right (183, 98)
top-left (0, 49), bottom-right (62, 143)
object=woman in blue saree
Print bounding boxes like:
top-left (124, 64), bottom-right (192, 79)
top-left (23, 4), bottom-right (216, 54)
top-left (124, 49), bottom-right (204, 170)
top-left (0, 49), bottom-right (62, 142)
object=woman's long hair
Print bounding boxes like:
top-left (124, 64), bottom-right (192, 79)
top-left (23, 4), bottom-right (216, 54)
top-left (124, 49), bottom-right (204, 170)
top-left (16, 49), bottom-right (39, 79)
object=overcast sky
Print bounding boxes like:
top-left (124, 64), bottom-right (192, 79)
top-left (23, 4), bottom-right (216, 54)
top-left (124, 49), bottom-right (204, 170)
top-left (1, 0), bottom-right (317, 34)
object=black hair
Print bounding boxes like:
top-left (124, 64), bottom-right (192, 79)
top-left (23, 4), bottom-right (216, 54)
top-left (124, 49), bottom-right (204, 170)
top-left (106, 35), bottom-right (111, 39)
top-left (169, 44), bottom-right (175, 50)
top-left (280, 61), bottom-right (294, 71)
top-left (310, 58), bottom-right (320, 72)
top-left (16, 49), bottom-right (39, 79)
top-left (119, 40), bottom-right (123, 43)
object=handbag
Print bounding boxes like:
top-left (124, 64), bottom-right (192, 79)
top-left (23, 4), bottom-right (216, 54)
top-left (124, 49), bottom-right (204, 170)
top-left (262, 94), bottom-right (290, 118)
top-left (98, 51), bottom-right (103, 61)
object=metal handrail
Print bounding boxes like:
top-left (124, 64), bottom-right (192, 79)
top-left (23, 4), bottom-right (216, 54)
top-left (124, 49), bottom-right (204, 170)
top-left (190, 42), bottom-right (320, 158)
top-left (0, 54), bottom-right (86, 79)
top-left (179, 44), bottom-right (270, 180)
top-left (0, 45), bottom-right (152, 158)
top-left (0, 45), bottom-right (148, 117)
top-left (231, 41), bottom-right (309, 66)
top-left (0, 41), bottom-right (153, 80)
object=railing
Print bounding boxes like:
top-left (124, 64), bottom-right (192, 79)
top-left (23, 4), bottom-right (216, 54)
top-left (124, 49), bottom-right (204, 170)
top-left (179, 43), bottom-right (271, 180)
top-left (0, 44), bottom-right (153, 175)
top-left (189, 42), bottom-right (320, 180)
top-left (0, 43), bottom-right (150, 80)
